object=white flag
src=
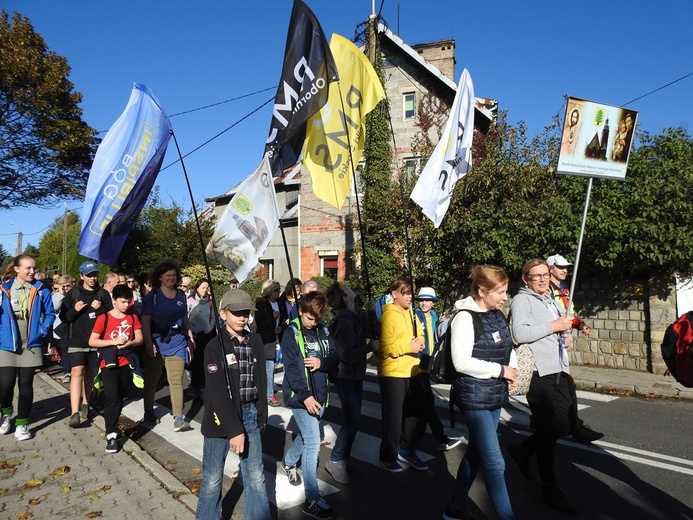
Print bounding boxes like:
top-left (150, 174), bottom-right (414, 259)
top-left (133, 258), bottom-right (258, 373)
top-left (410, 69), bottom-right (475, 228)
top-left (206, 156), bottom-right (280, 285)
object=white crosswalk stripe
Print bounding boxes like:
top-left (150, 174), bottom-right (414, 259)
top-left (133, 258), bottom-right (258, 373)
top-left (120, 367), bottom-right (618, 511)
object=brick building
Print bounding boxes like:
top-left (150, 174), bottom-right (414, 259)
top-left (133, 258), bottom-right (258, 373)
top-left (206, 24), bottom-right (496, 285)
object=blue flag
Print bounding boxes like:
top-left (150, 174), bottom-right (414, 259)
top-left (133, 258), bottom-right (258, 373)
top-left (79, 83), bottom-right (172, 265)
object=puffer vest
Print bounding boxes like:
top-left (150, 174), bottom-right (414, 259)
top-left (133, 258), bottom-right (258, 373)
top-left (452, 309), bottom-right (513, 411)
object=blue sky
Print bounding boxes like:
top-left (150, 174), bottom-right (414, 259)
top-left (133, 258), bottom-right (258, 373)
top-left (2, 0), bottom-right (692, 256)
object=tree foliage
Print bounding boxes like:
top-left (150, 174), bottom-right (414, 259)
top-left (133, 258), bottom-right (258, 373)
top-left (116, 189), bottom-right (214, 277)
top-left (0, 10), bottom-right (97, 209)
top-left (36, 210), bottom-right (87, 276)
top-left (359, 76), bottom-right (693, 308)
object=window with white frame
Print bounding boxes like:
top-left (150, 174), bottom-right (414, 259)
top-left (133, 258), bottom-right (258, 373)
top-left (320, 256), bottom-right (338, 279)
top-left (403, 92), bottom-right (416, 120)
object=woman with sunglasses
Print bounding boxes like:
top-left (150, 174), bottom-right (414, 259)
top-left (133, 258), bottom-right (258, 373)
top-left (507, 258), bottom-right (578, 514)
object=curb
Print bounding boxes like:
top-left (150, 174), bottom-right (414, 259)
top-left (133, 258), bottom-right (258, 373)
top-left (37, 371), bottom-right (198, 512)
top-left (573, 377), bottom-right (693, 399)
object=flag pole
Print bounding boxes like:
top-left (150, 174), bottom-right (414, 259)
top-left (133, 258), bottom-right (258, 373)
top-left (567, 177), bottom-right (593, 318)
top-left (170, 130), bottom-right (233, 401)
top-left (336, 82), bottom-right (374, 302)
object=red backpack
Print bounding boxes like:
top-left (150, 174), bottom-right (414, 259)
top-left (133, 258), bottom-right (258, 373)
top-left (661, 311), bottom-right (693, 387)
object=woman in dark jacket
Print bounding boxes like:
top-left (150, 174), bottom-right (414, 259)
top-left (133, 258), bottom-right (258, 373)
top-left (255, 280), bottom-right (282, 407)
top-left (444, 265), bottom-right (518, 520)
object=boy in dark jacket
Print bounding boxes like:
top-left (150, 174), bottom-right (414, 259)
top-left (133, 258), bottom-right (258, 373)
top-left (195, 290), bottom-right (270, 520)
top-left (281, 292), bottom-right (338, 520)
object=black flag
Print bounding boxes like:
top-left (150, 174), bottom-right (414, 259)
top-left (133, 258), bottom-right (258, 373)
top-left (264, 0), bottom-right (339, 176)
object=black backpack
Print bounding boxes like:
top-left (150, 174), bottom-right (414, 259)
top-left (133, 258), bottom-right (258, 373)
top-left (661, 311), bottom-right (693, 387)
top-left (430, 309), bottom-right (482, 384)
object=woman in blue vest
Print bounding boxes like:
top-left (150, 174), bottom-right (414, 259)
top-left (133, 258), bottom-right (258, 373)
top-left (0, 255), bottom-right (55, 441)
top-left (444, 265), bottom-right (518, 520)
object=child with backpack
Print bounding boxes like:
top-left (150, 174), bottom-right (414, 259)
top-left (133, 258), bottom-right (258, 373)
top-left (88, 284), bottom-right (143, 453)
top-left (281, 292), bottom-right (338, 519)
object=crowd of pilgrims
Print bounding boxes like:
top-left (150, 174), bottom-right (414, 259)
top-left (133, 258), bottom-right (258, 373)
top-left (0, 254), bottom-right (603, 519)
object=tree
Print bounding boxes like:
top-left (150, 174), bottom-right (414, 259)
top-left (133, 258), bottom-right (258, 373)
top-left (0, 10), bottom-right (97, 209)
top-left (36, 210), bottom-right (84, 276)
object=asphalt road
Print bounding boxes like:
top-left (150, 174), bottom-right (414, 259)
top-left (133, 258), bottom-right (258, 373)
top-left (122, 365), bottom-right (693, 520)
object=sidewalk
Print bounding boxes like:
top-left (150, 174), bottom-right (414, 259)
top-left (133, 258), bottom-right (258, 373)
top-left (0, 371), bottom-right (194, 519)
top-left (571, 364), bottom-right (693, 399)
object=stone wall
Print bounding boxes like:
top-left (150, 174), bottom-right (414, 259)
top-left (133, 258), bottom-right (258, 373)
top-left (509, 276), bottom-right (677, 374)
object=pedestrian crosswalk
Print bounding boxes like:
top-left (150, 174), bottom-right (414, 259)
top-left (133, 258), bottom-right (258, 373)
top-left (119, 366), bottom-right (619, 511)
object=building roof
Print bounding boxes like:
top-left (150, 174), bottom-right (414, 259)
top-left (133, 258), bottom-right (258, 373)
top-left (377, 23), bottom-right (497, 128)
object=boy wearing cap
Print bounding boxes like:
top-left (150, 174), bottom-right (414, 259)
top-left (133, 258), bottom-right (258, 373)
top-left (60, 261), bottom-right (113, 428)
top-left (196, 290), bottom-right (270, 520)
top-left (414, 287), bottom-right (461, 452)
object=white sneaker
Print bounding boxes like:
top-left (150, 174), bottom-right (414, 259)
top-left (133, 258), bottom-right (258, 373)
top-left (0, 415), bottom-right (11, 435)
top-left (14, 424), bottom-right (32, 441)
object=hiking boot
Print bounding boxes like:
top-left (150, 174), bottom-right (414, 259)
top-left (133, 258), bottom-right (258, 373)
top-left (442, 502), bottom-right (481, 520)
top-left (436, 436), bottom-right (463, 451)
top-left (105, 434), bottom-right (119, 454)
top-left (79, 404), bottom-right (89, 421)
top-left (267, 394), bottom-right (281, 407)
top-left (507, 443), bottom-right (533, 480)
top-left (302, 497), bottom-right (334, 519)
top-left (173, 417), bottom-right (192, 432)
top-left (68, 412), bottom-right (81, 428)
top-left (141, 410), bottom-right (159, 428)
top-left (380, 458), bottom-right (404, 473)
top-left (281, 461), bottom-right (301, 486)
top-left (572, 424), bottom-right (604, 445)
top-left (0, 414), bottom-right (11, 435)
top-left (397, 450), bottom-right (428, 470)
top-left (14, 424), bottom-right (32, 441)
top-left (325, 459), bottom-right (351, 484)
top-left (541, 485), bottom-right (578, 514)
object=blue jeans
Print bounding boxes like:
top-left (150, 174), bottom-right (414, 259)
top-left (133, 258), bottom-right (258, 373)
top-left (332, 378), bottom-right (363, 462)
top-left (451, 408), bottom-right (515, 520)
top-left (195, 402), bottom-right (270, 520)
top-left (285, 407), bottom-right (324, 502)
top-left (265, 360), bottom-right (275, 397)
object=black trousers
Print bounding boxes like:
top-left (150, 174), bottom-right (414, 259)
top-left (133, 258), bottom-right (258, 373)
top-left (521, 371), bottom-right (579, 486)
top-left (101, 366), bottom-right (132, 436)
top-left (379, 373), bottom-right (426, 461)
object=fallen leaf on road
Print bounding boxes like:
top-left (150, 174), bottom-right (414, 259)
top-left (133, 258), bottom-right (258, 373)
top-left (19, 479), bottom-right (44, 489)
top-left (16, 513), bottom-right (33, 520)
top-left (85, 512), bottom-right (103, 518)
top-left (8, 461), bottom-right (21, 467)
top-left (99, 485), bottom-right (111, 492)
top-left (190, 468), bottom-right (201, 475)
top-left (166, 460), bottom-right (178, 465)
top-left (0, 489), bottom-right (7, 495)
top-left (28, 499), bottom-right (41, 505)
top-left (88, 493), bottom-right (101, 501)
top-left (60, 486), bottom-right (71, 493)
top-left (50, 466), bottom-right (70, 477)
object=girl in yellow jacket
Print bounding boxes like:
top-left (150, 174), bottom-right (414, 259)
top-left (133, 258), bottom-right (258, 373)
top-left (377, 277), bottom-right (428, 472)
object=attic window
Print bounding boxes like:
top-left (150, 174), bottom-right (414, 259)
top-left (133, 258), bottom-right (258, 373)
top-left (403, 92), bottom-right (415, 120)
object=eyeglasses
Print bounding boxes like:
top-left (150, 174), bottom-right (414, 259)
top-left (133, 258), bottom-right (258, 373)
top-left (553, 265), bottom-right (569, 270)
top-left (180, 284), bottom-right (188, 289)
top-left (526, 272), bottom-right (551, 281)
top-left (126, 280), bottom-right (135, 284)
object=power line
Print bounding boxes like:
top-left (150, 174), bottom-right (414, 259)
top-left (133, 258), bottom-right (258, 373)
top-left (167, 85), bottom-right (276, 117)
top-left (622, 71), bottom-right (693, 107)
top-left (97, 85), bottom-right (277, 134)
top-left (160, 95), bottom-right (274, 172)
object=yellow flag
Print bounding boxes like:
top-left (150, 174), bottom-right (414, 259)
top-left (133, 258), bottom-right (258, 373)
top-left (302, 33), bottom-right (386, 209)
